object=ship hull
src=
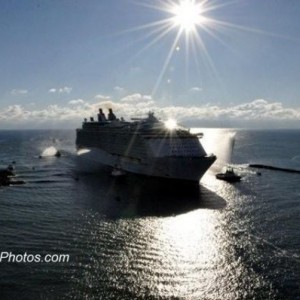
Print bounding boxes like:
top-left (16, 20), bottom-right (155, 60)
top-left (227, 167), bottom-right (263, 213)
top-left (77, 147), bottom-right (216, 183)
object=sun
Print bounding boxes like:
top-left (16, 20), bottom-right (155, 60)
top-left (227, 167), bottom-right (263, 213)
top-left (125, 0), bottom-right (272, 98)
top-left (171, 0), bottom-right (205, 33)
top-left (127, 0), bottom-right (236, 95)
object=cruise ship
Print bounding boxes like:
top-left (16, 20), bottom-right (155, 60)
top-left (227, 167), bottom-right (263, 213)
top-left (76, 108), bottom-right (216, 183)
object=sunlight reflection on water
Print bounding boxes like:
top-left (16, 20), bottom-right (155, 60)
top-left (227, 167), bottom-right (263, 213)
top-left (1, 129), bottom-right (286, 299)
top-left (66, 128), bottom-right (267, 299)
top-left (69, 196), bottom-right (275, 299)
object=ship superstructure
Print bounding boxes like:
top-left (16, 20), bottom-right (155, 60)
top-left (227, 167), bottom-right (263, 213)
top-left (76, 109), bottom-right (216, 182)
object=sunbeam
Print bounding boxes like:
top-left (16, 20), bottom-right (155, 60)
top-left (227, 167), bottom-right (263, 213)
top-left (127, 0), bottom-right (230, 96)
top-left (152, 28), bottom-right (183, 95)
top-left (123, 0), bottom-right (295, 98)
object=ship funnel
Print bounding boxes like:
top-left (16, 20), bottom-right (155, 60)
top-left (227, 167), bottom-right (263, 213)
top-left (108, 108), bottom-right (117, 121)
top-left (98, 108), bottom-right (106, 122)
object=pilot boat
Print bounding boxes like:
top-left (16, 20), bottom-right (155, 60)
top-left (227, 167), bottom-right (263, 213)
top-left (216, 167), bottom-right (241, 182)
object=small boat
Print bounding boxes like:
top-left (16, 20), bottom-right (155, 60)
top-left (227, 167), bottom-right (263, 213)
top-left (111, 165), bottom-right (126, 177)
top-left (216, 167), bottom-right (241, 182)
top-left (0, 168), bottom-right (25, 186)
top-left (54, 150), bottom-right (62, 157)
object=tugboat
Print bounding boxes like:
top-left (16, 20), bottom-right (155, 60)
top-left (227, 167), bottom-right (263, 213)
top-left (216, 167), bottom-right (241, 183)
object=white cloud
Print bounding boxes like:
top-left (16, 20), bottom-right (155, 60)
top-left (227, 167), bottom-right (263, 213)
top-left (48, 86), bottom-right (72, 94)
top-left (114, 86), bottom-right (125, 93)
top-left (59, 86), bottom-right (72, 94)
top-left (94, 94), bottom-right (111, 100)
top-left (190, 87), bottom-right (202, 92)
top-left (0, 105), bottom-right (30, 120)
top-left (121, 93), bottom-right (152, 103)
top-left (96, 97), bottom-right (300, 124)
top-left (11, 89), bottom-right (28, 96)
top-left (1, 96), bottom-right (300, 128)
top-left (68, 99), bottom-right (85, 105)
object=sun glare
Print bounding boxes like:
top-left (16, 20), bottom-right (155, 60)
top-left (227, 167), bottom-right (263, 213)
top-left (172, 0), bottom-right (204, 33)
top-left (129, 0), bottom-right (244, 95)
top-left (164, 118), bottom-right (177, 130)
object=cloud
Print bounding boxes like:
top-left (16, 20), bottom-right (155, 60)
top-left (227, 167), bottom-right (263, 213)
top-left (1, 96), bottom-right (300, 128)
top-left (222, 99), bottom-right (300, 121)
top-left (190, 87), bottom-right (202, 92)
top-left (94, 94), bottom-right (111, 100)
top-left (68, 99), bottom-right (85, 105)
top-left (48, 86), bottom-right (72, 94)
top-left (95, 97), bottom-right (300, 125)
top-left (11, 89), bottom-right (28, 96)
top-left (114, 86), bottom-right (125, 93)
top-left (59, 87), bottom-right (72, 93)
top-left (0, 105), bottom-right (30, 120)
top-left (120, 93), bottom-right (153, 103)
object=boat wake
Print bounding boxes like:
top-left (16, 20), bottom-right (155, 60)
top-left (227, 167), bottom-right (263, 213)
top-left (40, 146), bottom-right (61, 158)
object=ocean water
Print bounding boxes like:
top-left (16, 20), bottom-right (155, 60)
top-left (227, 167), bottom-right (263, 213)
top-left (0, 129), bottom-right (299, 300)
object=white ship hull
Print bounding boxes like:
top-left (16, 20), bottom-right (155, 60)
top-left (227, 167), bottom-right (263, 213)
top-left (76, 110), bottom-right (216, 182)
top-left (77, 147), bottom-right (216, 183)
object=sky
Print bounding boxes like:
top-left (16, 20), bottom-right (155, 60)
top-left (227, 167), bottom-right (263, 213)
top-left (1, 0), bottom-right (300, 129)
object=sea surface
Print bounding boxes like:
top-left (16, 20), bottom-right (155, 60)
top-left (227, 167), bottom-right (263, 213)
top-left (0, 129), bottom-right (299, 300)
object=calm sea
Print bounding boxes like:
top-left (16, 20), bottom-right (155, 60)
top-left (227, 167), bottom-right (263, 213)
top-left (0, 129), bottom-right (299, 299)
